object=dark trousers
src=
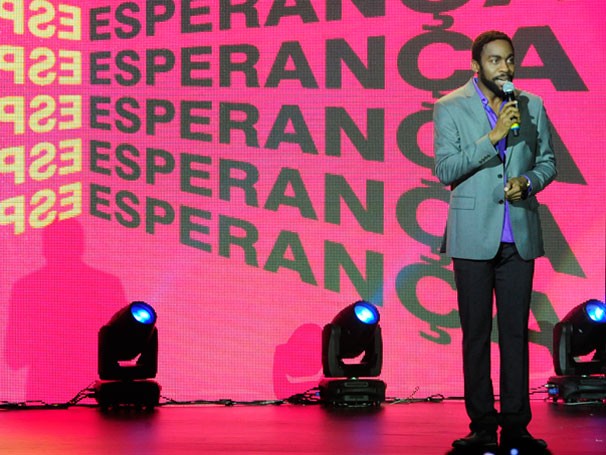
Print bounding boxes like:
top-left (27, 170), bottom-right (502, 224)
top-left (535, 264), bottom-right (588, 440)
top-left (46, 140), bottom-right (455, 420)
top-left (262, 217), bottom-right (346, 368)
top-left (453, 243), bottom-right (534, 433)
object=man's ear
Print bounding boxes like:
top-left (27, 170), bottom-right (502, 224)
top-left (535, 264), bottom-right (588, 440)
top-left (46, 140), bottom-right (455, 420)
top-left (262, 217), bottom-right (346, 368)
top-left (471, 60), bottom-right (479, 74)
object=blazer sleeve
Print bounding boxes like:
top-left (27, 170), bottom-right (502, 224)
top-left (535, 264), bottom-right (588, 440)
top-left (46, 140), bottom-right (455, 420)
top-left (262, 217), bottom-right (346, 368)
top-left (524, 98), bottom-right (557, 193)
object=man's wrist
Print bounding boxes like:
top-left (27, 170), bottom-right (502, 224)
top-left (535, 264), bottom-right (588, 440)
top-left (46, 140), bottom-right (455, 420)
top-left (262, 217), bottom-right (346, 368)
top-left (489, 129), bottom-right (506, 145)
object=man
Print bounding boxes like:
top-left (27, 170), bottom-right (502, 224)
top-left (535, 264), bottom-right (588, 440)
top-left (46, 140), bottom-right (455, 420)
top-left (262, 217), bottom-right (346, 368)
top-left (433, 30), bottom-right (557, 452)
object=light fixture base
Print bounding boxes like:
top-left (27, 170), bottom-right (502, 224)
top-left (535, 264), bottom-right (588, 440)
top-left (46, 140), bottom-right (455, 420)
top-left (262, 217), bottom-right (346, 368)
top-left (319, 378), bottom-right (386, 407)
top-left (94, 379), bottom-right (161, 411)
top-left (546, 374), bottom-right (606, 403)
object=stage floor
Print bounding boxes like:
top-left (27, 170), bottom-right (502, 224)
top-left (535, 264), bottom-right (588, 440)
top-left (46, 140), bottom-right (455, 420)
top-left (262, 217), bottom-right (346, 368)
top-left (0, 399), bottom-right (604, 454)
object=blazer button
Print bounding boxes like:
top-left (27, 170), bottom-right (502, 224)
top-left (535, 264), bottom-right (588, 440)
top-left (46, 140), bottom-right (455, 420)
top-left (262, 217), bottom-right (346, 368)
top-left (497, 174), bottom-right (503, 179)
top-left (498, 200), bottom-right (504, 204)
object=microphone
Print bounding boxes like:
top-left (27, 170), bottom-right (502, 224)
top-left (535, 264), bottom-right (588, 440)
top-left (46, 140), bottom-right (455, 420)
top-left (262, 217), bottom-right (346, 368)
top-left (503, 81), bottom-right (520, 136)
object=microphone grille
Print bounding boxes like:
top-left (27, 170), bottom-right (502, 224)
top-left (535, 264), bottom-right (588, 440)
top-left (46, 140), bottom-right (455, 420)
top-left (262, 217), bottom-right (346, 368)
top-left (503, 81), bottom-right (515, 93)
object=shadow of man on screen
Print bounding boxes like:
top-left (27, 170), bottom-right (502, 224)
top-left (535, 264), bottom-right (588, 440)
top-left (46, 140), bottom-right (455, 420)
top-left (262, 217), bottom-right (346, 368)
top-left (4, 218), bottom-right (128, 403)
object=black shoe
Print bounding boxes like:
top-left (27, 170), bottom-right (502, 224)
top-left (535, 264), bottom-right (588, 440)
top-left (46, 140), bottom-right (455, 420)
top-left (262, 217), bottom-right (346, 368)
top-left (500, 428), bottom-right (547, 452)
top-left (452, 430), bottom-right (498, 450)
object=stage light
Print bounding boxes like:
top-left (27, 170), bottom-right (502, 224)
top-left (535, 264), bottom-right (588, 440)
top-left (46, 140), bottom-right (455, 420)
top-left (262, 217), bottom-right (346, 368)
top-left (553, 299), bottom-right (606, 376)
top-left (547, 299), bottom-right (606, 403)
top-left (94, 301), bottom-right (161, 410)
top-left (322, 300), bottom-right (382, 377)
top-left (319, 301), bottom-right (385, 407)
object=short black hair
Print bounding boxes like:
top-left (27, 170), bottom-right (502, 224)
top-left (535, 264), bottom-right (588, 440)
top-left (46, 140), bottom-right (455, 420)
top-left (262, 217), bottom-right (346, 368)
top-left (472, 30), bottom-right (514, 63)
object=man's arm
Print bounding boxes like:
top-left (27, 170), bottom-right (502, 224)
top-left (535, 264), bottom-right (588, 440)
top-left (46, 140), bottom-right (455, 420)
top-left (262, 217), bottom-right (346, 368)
top-left (523, 100), bottom-right (558, 193)
top-left (433, 100), bottom-right (497, 186)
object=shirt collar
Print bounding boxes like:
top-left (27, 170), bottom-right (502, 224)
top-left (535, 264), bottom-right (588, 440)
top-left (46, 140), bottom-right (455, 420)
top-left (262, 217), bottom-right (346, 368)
top-left (473, 77), bottom-right (490, 108)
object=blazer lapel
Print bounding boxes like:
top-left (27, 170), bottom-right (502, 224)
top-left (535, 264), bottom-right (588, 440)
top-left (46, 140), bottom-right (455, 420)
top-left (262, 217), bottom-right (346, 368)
top-left (462, 79), bottom-right (492, 136)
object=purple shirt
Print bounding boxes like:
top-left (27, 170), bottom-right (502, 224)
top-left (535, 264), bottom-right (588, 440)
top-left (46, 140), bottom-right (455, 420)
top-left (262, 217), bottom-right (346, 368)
top-left (473, 78), bottom-right (515, 243)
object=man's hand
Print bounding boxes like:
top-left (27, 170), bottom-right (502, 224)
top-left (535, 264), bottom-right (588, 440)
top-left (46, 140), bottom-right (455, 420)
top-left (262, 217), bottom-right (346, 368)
top-left (488, 100), bottom-right (520, 144)
top-left (504, 176), bottom-right (529, 202)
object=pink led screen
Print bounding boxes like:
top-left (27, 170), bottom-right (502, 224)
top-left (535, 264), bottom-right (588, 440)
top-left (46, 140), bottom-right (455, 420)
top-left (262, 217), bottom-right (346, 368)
top-left (1, 0), bottom-right (604, 403)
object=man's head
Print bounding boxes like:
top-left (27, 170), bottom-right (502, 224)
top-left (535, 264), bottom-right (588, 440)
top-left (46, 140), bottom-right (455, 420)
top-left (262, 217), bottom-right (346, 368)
top-left (471, 31), bottom-right (515, 97)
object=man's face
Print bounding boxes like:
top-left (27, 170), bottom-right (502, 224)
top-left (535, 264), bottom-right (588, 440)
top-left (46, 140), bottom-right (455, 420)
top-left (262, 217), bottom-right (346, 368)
top-left (472, 39), bottom-right (515, 97)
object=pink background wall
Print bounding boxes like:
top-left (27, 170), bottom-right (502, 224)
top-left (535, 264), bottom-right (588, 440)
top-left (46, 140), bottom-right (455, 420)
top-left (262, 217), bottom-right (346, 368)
top-left (1, 0), bottom-right (604, 403)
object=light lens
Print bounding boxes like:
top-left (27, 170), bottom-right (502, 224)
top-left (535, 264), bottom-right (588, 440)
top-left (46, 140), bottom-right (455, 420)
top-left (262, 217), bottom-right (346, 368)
top-left (586, 300), bottom-right (606, 323)
top-left (131, 302), bottom-right (156, 325)
top-left (354, 301), bottom-right (379, 325)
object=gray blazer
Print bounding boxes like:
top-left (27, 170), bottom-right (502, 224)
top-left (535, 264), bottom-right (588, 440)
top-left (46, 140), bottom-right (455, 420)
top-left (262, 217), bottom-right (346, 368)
top-left (433, 78), bottom-right (557, 261)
